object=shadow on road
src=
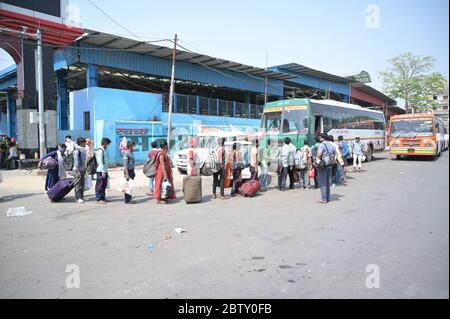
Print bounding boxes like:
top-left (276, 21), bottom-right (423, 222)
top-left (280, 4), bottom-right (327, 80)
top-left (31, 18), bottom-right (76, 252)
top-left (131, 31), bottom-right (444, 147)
top-left (0, 193), bottom-right (43, 203)
top-left (390, 154), bottom-right (447, 162)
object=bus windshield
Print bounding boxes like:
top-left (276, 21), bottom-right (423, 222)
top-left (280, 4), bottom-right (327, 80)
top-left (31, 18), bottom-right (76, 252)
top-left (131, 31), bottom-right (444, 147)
top-left (261, 109), bottom-right (309, 134)
top-left (261, 112), bottom-right (282, 132)
top-left (391, 119), bottom-right (434, 137)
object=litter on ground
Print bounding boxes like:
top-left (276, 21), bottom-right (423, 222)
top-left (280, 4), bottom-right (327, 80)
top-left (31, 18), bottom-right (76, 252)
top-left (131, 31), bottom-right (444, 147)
top-left (6, 207), bottom-right (33, 217)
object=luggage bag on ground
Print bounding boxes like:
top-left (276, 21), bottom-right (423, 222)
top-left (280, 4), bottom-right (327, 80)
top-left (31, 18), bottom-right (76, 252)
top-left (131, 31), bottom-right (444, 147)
top-left (183, 176), bottom-right (202, 204)
top-left (240, 178), bottom-right (261, 197)
top-left (47, 177), bottom-right (79, 202)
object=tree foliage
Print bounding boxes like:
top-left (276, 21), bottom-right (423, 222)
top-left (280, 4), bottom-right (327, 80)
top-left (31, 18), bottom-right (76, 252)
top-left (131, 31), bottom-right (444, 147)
top-left (379, 52), bottom-right (448, 113)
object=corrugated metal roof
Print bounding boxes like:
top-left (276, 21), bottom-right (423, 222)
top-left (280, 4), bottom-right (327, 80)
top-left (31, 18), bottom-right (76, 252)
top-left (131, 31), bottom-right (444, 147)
top-left (351, 82), bottom-right (397, 105)
top-left (77, 29), bottom-right (295, 81)
top-left (274, 63), bottom-right (353, 83)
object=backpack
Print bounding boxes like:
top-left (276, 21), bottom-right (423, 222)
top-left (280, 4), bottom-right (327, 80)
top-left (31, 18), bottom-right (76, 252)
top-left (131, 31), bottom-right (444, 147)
top-left (64, 152), bottom-right (74, 171)
top-left (321, 143), bottom-right (333, 168)
top-left (200, 153), bottom-right (219, 176)
top-left (294, 150), bottom-right (306, 170)
top-left (143, 152), bottom-right (159, 178)
top-left (341, 142), bottom-right (350, 158)
top-left (86, 148), bottom-right (104, 175)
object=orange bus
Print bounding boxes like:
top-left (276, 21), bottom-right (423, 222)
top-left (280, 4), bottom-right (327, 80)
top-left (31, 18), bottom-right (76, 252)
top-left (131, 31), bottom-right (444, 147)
top-left (389, 113), bottom-right (445, 160)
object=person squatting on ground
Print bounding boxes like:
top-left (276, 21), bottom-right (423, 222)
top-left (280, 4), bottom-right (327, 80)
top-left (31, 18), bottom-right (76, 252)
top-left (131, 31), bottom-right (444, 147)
top-left (73, 137), bottom-right (87, 203)
top-left (316, 134), bottom-right (336, 204)
top-left (213, 138), bottom-right (228, 200)
top-left (123, 141), bottom-right (137, 204)
top-left (95, 138), bottom-right (111, 204)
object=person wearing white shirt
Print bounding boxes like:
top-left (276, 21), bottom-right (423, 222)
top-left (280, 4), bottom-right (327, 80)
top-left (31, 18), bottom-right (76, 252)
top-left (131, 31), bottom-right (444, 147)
top-left (278, 137), bottom-right (296, 191)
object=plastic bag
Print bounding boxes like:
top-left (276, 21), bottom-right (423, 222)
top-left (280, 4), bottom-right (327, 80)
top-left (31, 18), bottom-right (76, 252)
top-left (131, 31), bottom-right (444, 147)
top-left (84, 174), bottom-right (92, 191)
top-left (161, 179), bottom-right (172, 200)
top-left (118, 178), bottom-right (134, 195)
top-left (6, 207), bottom-right (32, 217)
top-left (308, 167), bottom-right (315, 179)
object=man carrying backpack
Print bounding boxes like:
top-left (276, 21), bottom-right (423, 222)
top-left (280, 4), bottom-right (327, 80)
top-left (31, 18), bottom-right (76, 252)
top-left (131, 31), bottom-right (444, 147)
top-left (310, 136), bottom-right (321, 189)
top-left (316, 134), bottom-right (336, 204)
top-left (298, 139), bottom-right (312, 190)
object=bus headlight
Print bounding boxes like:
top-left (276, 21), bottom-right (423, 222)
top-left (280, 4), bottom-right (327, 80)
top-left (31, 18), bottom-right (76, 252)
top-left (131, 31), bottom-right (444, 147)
top-left (425, 144), bottom-right (433, 148)
top-left (392, 144), bottom-right (399, 148)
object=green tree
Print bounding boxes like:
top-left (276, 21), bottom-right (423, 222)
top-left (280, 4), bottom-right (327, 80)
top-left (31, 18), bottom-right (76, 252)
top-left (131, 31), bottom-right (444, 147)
top-left (379, 52), bottom-right (448, 113)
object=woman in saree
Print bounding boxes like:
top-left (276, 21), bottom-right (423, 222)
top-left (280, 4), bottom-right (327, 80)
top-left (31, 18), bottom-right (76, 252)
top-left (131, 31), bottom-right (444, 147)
top-left (154, 141), bottom-right (176, 204)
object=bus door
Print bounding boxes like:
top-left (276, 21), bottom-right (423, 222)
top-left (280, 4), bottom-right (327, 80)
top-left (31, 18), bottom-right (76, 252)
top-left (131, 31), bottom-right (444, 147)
top-left (314, 116), bottom-right (323, 136)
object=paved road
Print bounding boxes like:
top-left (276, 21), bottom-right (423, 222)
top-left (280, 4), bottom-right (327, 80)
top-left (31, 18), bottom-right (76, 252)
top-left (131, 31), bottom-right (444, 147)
top-left (0, 151), bottom-right (448, 298)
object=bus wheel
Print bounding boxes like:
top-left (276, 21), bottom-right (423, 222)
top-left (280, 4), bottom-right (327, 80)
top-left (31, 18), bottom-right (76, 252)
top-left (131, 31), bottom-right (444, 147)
top-left (396, 155), bottom-right (402, 160)
top-left (366, 146), bottom-right (373, 162)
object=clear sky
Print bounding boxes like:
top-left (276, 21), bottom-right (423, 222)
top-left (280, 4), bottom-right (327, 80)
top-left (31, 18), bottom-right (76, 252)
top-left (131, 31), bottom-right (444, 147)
top-left (1, 0), bottom-right (448, 92)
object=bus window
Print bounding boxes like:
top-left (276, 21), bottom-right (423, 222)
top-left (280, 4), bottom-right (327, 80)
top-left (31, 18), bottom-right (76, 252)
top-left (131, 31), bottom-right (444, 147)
top-left (340, 113), bottom-right (350, 129)
top-left (331, 112), bottom-right (341, 129)
top-left (323, 112), bottom-right (332, 133)
top-left (261, 112), bottom-right (282, 132)
top-left (282, 110), bottom-right (309, 134)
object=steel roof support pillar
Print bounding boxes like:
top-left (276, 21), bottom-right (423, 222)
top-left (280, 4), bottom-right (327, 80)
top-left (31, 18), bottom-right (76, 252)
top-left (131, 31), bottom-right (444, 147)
top-left (87, 64), bottom-right (98, 88)
top-left (56, 69), bottom-right (69, 130)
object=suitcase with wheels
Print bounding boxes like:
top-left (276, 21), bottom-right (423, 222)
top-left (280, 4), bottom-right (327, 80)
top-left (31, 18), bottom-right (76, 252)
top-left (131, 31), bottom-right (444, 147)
top-left (183, 176), bottom-right (202, 204)
top-left (47, 177), bottom-right (79, 202)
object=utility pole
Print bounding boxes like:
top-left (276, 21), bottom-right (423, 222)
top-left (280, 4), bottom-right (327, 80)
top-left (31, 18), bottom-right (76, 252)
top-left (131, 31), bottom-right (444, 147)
top-left (167, 34), bottom-right (178, 150)
top-left (264, 50), bottom-right (268, 104)
top-left (36, 29), bottom-right (46, 158)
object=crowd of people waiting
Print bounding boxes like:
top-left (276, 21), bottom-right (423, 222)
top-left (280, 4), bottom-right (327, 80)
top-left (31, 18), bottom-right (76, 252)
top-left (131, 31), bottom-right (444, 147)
top-left (38, 133), bottom-right (367, 206)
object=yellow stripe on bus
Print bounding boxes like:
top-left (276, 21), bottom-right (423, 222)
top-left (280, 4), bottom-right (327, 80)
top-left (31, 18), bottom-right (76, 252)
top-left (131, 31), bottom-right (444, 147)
top-left (263, 105), bottom-right (308, 113)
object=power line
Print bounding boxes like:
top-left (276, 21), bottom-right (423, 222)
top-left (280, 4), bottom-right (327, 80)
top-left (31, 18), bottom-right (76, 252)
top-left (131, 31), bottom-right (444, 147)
top-left (86, 0), bottom-right (145, 42)
top-left (1, 27), bottom-right (326, 100)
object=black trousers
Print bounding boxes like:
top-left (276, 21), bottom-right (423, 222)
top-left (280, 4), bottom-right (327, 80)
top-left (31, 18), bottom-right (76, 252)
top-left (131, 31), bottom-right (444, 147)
top-left (278, 166), bottom-right (295, 190)
top-left (125, 169), bottom-right (136, 203)
top-left (213, 168), bottom-right (225, 197)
